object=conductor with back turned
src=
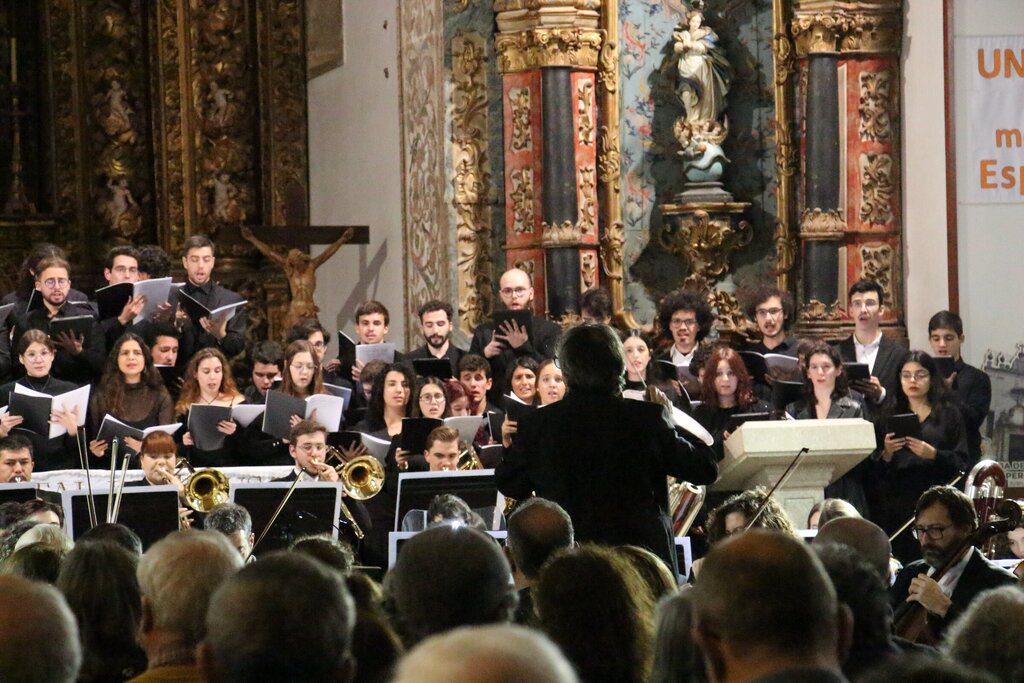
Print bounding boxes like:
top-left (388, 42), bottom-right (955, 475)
top-left (496, 323), bottom-right (718, 576)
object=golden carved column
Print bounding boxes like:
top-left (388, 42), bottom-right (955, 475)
top-left (791, 0), bottom-right (904, 338)
top-left (495, 0), bottom-right (602, 321)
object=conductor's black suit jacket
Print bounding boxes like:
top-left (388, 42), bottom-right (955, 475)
top-left (496, 391), bottom-right (718, 573)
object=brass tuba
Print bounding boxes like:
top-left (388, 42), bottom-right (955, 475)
top-left (668, 478), bottom-right (705, 537)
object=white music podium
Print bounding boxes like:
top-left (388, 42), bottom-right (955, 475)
top-left (716, 419), bottom-right (876, 527)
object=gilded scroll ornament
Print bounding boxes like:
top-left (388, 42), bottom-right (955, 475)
top-left (599, 220), bottom-right (625, 285)
top-left (790, 13), bottom-right (850, 55)
top-left (659, 210), bottom-right (754, 283)
top-left (513, 258), bottom-right (536, 281)
top-left (799, 207), bottom-right (847, 238)
top-left (577, 79), bottom-right (595, 146)
top-left (859, 70), bottom-right (892, 142)
top-left (580, 251), bottom-right (597, 290)
top-left (542, 220), bottom-right (583, 246)
top-left (710, 290), bottom-right (751, 336)
top-left (775, 121), bottom-right (797, 178)
top-left (510, 168), bottom-right (534, 234)
top-left (495, 28), bottom-right (603, 72)
top-left (859, 243), bottom-right (894, 304)
top-left (773, 220), bottom-right (798, 291)
top-left (773, 33), bottom-right (795, 85)
top-left (859, 152), bottom-right (894, 225)
top-left (598, 41), bottom-right (618, 94)
top-left (508, 87), bottom-right (532, 152)
top-left (579, 166), bottom-right (596, 235)
top-left (598, 125), bottom-right (621, 185)
top-left (802, 299), bottom-right (843, 321)
top-left (450, 33), bottom-right (492, 334)
top-left (840, 13), bottom-right (903, 54)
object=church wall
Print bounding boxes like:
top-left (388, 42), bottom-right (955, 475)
top-left (308, 0), bottom-right (406, 357)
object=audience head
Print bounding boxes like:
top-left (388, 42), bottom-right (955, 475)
top-left (0, 575), bottom-right (82, 683)
top-left (536, 357), bottom-right (566, 405)
top-left (506, 498), bottom-right (574, 583)
top-left (392, 624), bottom-right (578, 683)
top-left (859, 655), bottom-right (1000, 683)
top-left (458, 354), bottom-right (492, 410)
top-left (426, 494), bottom-right (486, 530)
top-left (146, 322), bottom-right (181, 367)
top-left (616, 545), bottom-right (678, 602)
top-left (944, 585), bottom-right (1024, 683)
top-left (692, 530), bottom-right (848, 680)
top-left (557, 323), bottom-right (625, 396)
top-left (506, 356), bottom-right (539, 404)
top-left (535, 544), bottom-right (655, 683)
top-left (199, 552), bottom-right (355, 683)
top-left (418, 300), bottom-right (454, 350)
top-left (181, 234), bottom-right (216, 286)
top-left (914, 485), bottom-right (977, 568)
top-left (281, 339), bottom-right (325, 397)
top-left (928, 310), bottom-right (966, 360)
top-left (355, 300), bottom-right (390, 344)
top-left (657, 288), bottom-right (713, 352)
top-left (0, 543), bottom-right (66, 584)
top-left (13, 523), bottom-right (73, 555)
top-left (290, 535), bottom-right (355, 575)
top-left (204, 503), bottom-right (254, 559)
top-left (650, 588), bottom-right (704, 683)
top-left (745, 285), bottom-right (794, 341)
top-left (387, 524), bottom-right (516, 645)
top-left (580, 286), bottom-right (613, 324)
top-left (706, 487), bottom-right (796, 546)
top-left (76, 523), bottom-right (144, 556)
top-left (700, 345), bottom-right (755, 409)
top-left (57, 541), bottom-right (146, 682)
top-left (812, 516), bottom-right (892, 583)
top-left (498, 268), bottom-right (534, 311)
top-left (136, 530), bottom-right (243, 650)
top-left (249, 340), bottom-right (283, 396)
top-left (103, 245), bottom-right (140, 284)
top-left (136, 244), bottom-right (172, 279)
top-left (0, 434), bottom-right (34, 483)
top-left (807, 496), bottom-right (860, 530)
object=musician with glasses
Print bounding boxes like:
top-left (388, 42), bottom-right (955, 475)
top-left (889, 485), bottom-right (1015, 636)
top-left (277, 419), bottom-right (339, 483)
top-left (470, 268), bottom-right (561, 400)
top-left (866, 351), bottom-right (969, 562)
top-left (11, 256), bottom-right (105, 386)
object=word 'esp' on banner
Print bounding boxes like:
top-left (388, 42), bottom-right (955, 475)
top-left (966, 36), bottom-right (1024, 204)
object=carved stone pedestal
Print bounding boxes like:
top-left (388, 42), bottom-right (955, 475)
top-left (659, 201), bottom-right (753, 343)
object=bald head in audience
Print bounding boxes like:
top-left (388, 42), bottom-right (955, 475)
top-left (0, 575), bottom-right (82, 683)
top-left (506, 498), bottom-right (574, 588)
top-left (813, 517), bottom-right (892, 583)
top-left (692, 529), bottom-right (851, 683)
top-left (392, 624), bottom-right (578, 683)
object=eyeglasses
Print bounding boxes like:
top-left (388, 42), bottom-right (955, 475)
top-left (755, 307), bottom-right (783, 318)
top-left (669, 317), bottom-right (698, 329)
top-left (912, 523), bottom-right (952, 540)
top-left (309, 341), bottom-right (326, 350)
top-left (900, 371), bottom-right (930, 382)
top-left (500, 286), bottom-right (529, 297)
top-left (42, 278), bottom-right (70, 288)
top-left (111, 266), bottom-right (139, 275)
top-left (850, 300), bottom-right (880, 310)
top-left (419, 393), bottom-right (446, 403)
top-left (297, 443), bottom-right (327, 454)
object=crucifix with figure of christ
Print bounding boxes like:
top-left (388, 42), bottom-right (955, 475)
top-left (239, 225), bottom-right (369, 331)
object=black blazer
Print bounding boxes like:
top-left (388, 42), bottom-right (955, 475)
top-left (950, 359), bottom-right (991, 465)
top-left (889, 547), bottom-right (1017, 634)
top-left (177, 281), bottom-right (247, 361)
top-left (837, 334), bottom-right (905, 405)
top-left (496, 391), bottom-right (718, 573)
top-left (470, 314), bottom-right (561, 399)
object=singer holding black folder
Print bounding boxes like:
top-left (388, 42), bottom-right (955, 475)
top-left (865, 350), bottom-right (968, 562)
top-left (0, 331), bottom-right (81, 470)
top-left (691, 346), bottom-right (769, 462)
top-left (88, 334), bottom-right (174, 460)
top-left (175, 235), bottom-right (247, 361)
top-left (175, 348), bottom-right (245, 467)
top-left (497, 324), bottom-right (718, 576)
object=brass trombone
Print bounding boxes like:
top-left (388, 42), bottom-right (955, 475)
top-left (152, 457), bottom-right (231, 513)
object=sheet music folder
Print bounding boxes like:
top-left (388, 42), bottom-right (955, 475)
top-left (230, 481), bottom-right (341, 554)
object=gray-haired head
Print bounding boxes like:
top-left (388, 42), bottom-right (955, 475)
top-left (556, 323), bottom-right (626, 395)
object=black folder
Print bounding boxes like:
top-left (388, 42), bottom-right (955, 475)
top-left (492, 310), bottom-right (533, 341)
top-left (726, 412), bottom-right (773, 434)
top-left (411, 358), bottom-right (453, 381)
top-left (502, 396), bottom-right (535, 423)
top-left (262, 390), bottom-right (307, 441)
top-left (842, 362), bottom-right (871, 383)
top-left (187, 404), bottom-right (233, 451)
top-left (399, 417), bottom-right (444, 454)
top-left (888, 413), bottom-right (922, 440)
top-left (48, 315), bottom-right (94, 342)
top-left (931, 356), bottom-right (955, 379)
top-left (94, 281), bottom-right (134, 321)
top-left (770, 380), bottom-right (805, 412)
top-left (6, 392), bottom-right (53, 437)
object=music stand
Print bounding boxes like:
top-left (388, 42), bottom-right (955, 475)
top-left (0, 483), bottom-right (39, 506)
top-left (394, 469), bottom-right (504, 531)
top-left (231, 482), bottom-right (341, 554)
top-left (40, 486), bottom-right (180, 549)
top-left (387, 529), bottom-right (508, 569)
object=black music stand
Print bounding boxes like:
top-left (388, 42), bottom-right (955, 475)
top-left (40, 486), bottom-right (181, 549)
top-left (231, 482), bottom-right (341, 554)
top-left (394, 470), bottom-right (504, 531)
top-left (0, 483), bottom-right (39, 506)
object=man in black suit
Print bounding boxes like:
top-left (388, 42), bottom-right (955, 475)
top-left (496, 323), bottom-right (717, 574)
top-left (837, 279), bottom-right (904, 407)
top-left (176, 235), bottom-right (247, 362)
top-left (928, 311), bottom-right (991, 466)
top-left (405, 300), bottom-right (463, 376)
top-left (470, 268), bottom-right (561, 399)
top-left (889, 485), bottom-right (1016, 636)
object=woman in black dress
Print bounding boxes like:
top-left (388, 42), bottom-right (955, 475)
top-left (692, 345), bottom-right (769, 461)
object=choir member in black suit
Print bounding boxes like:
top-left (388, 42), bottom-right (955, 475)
top-left (836, 279), bottom-right (904, 409)
top-left (469, 268), bottom-right (561, 400)
top-left (927, 311), bottom-right (991, 467)
top-left (405, 300), bottom-right (464, 377)
top-left (175, 235), bottom-right (247, 361)
top-left (867, 351), bottom-right (969, 562)
top-left (497, 323), bottom-right (718, 575)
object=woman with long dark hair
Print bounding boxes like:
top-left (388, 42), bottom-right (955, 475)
top-left (175, 347), bottom-right (244, 468)
top-left (88, 333), bottom-right (173, 458)
top-left (0, 330), bottom-right (82, 470)
top-left (867, 350), bottom-right (968, 561)
top-left (692, 346), bottom-right (768, 460)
